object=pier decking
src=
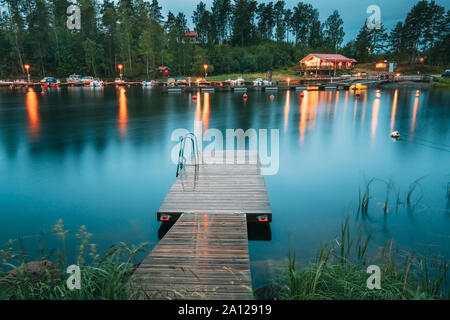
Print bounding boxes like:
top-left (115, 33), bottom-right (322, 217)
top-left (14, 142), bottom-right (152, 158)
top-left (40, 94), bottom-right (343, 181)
top-left (158, 151), bottom-right (271, 222)
top-left (133, 151), bottom-right (271, 299)
top-left (133, 213), bottom-right (253, 300)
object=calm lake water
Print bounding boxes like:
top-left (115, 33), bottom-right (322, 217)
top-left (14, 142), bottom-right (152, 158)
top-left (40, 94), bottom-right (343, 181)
top-left (0, 86), bottom-right (449, 288)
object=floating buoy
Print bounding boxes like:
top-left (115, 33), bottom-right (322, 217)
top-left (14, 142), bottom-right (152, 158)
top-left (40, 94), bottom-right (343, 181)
top-left (270, 94), bottom-right (274, 100)
top-left (300, 92), bottom-right (304, 98)
top-left (390, 131), bottom-right (400, 138)
top-left (243, 93), bottom-right (248, 100)
top-left (192, 95), bottom-right (197, 100)
top-left (356, 92), bottom-right (361, 97)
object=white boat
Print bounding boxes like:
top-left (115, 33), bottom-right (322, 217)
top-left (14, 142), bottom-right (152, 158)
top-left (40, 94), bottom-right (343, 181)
top-left (233, 77), bottom-right (245, 86)
top-left (142, 80), bottom-right (153, 87)
top-left (81, 76), bottom-right (94, 85)
top-left (67, 74), bottom-right (82, 84)
top-left (253, 78), bottom-right (272, 86)
top-left (390, 131), bottom-right (400, 138)
top-left (90, 80), bottom-right (103, 87)
top-left (253, 78), bottom-right (263, 86)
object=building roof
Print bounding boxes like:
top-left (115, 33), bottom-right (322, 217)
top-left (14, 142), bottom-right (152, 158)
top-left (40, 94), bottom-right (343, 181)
top-left (158, 66), bottom-right (170, 70)
top-left (185, 30), bottom-right (198, 37)
top-left (300, 54), bottom-right (357, 63)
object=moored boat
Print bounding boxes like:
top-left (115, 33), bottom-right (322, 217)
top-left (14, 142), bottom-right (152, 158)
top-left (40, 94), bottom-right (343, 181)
top-left (40, 77), bottom-right (60, 88)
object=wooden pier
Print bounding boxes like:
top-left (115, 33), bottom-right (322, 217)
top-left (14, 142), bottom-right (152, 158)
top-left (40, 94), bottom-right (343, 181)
top-left (132, 151), bottom-right (271, 300)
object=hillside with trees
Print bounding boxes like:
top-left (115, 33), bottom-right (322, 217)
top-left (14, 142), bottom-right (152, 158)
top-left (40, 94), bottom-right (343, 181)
top-left (0, 0), bottom-right (448, 79)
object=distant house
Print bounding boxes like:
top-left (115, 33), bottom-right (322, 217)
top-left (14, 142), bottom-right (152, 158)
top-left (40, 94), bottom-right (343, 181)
top-left (184, 30), bottom-right (199, 43)
top-left (158, 66), bottom-right (170, 77)
top-left (299, 54), bottom-right (357, 72)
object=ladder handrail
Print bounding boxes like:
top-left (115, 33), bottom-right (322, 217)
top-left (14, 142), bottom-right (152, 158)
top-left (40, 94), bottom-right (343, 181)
top-left (176, 133), bottom-right (199, 177)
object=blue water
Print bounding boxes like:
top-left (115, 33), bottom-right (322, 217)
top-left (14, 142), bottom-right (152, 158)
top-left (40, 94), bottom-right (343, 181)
top-left (0, 86), bottom-right (449, 288)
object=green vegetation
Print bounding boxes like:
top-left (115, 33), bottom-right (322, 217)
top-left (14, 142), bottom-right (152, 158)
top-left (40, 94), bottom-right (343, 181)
top-left (1, 215), bottom-right (448, 300)
top-left (1, 179), bottom-right (448, 300)
top-left (273, 218), bottom-right (448, 300)
top-left (0, 1), bottom-right (448, 80)
top-left (433, 77), bottom-right (450, 88)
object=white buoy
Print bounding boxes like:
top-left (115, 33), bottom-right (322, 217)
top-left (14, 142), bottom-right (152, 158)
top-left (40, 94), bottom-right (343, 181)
top-left (390, 131), bottom-right (400, 138)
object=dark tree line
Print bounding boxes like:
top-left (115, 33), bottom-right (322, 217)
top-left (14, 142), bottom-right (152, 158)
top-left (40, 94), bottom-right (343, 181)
top-left (0, 0), bottom-right (448, 79)
top-left (343, 0), bottom-right (449, 65)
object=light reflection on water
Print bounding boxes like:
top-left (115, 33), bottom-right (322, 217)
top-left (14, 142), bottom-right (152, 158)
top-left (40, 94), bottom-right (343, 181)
top-left (0, 86), bottom-right (449, 288)
top-left (26, 88), bottom-right (39, 140)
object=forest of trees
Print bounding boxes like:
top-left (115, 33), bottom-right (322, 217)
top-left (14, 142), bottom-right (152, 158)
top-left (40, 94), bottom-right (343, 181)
top-left (0, 0), bottom-right (448, 79)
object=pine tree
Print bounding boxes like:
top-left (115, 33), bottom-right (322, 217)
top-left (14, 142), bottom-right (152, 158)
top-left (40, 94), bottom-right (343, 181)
top-left (323, 10), bottom-right (344, 49)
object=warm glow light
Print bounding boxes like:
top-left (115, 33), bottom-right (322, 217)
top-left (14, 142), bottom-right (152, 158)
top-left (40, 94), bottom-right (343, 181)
top-left (195, 92), bottom-right (201, 121)
top-left (396, 73), bottom-right (401, 77)
top-left (299, 91), bottom-right (308, 143)
top-left (24, 64), bottom-right (30, 71)
top-left (343, 91), bottom-right (349, 118)
top-left (26, 88), bottom-right (39, 140)
top-left (371, 97), bottom-right (380, 138)
top-left (118, 64), bottom-right (123, 70)
top-left (284, 90), bottom-right (290, 133)
top-left (334, 91), bottom-right (340, 119)
top-left (118, 87), bottom-right (127, 137)
top-left (390, 90), bottom-right (398, 131)
top-left (299, 91), bottom-right (318, 144)
top-left (353, 98), bottom-right (358, 127)
top-left (360, 92), bottom-right (368, 129)
top-left (202, 92), bottom-right (210, 131)
top-left (411, 96), bottom-right (419, 135)
top-left (203, 64), bottom-right (208, 70)
top-left (376, 62), bottom-right (386, 69)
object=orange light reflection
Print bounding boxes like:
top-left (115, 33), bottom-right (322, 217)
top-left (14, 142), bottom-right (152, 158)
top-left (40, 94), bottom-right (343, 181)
top-left (411, 96), bottom-right (419, 135)
top-left (371, 98), bottom-right (380, 138)
top-left (118, 88), bottom-right (127, 137)
top-left (284, 90), bottom-right (290, 132)
top-left (390, 90), bottom-right (398, 131)
top-left (299, 91), bottom-right (318, 144)
top-left (202, 92), bottom-right (210, 132)
top-left (26, 88), bottom-right (39, 139)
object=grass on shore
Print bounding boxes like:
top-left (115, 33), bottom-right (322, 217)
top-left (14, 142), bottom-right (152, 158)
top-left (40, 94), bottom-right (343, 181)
top-left (0, 220), bottom-right (147, 300)
top-left (1, 214), bottom-right (448, 300)
top-left (433, 77), bottom-right (450, 88)
top-left (273, 217), bottom-right (448, 300)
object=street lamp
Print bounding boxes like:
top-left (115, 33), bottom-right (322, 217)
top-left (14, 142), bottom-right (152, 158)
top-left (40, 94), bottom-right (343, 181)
top-left (24, 64), bottom-right (30, 83)
top-left (118, 64), bottom-right (123, 81)
top-left (203, 64), bottom-right (208, 80)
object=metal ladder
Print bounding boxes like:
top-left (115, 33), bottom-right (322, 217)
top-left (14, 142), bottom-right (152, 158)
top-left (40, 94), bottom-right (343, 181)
top-left (176, 133), bottom-right (199, 178)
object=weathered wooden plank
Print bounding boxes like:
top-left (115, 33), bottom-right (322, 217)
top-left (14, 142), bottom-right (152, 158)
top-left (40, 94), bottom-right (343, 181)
top-left (158, 151), bottom-right (271, 218)
top-left (132, 213), bottom-right (253, 300)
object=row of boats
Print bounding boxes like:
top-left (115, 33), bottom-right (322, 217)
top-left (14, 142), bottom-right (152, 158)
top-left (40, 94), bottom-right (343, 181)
top-left (3, 74), bottom-right (273, 88)
top-left (162, 77), bottom-right (273, 87)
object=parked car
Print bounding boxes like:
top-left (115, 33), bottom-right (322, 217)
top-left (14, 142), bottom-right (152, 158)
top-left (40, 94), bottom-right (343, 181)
top-left (442, 69), bottom-right (450, 78)
top-left (40, 77), bottom-right (60, 88)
